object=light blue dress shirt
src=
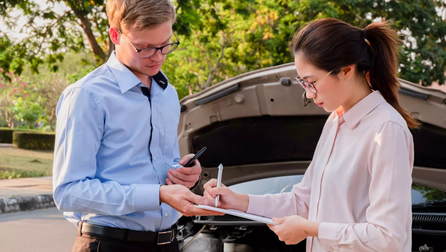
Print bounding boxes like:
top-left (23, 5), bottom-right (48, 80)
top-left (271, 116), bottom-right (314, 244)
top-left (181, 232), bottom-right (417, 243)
top-left (53, 52), bottom-right (181, 232)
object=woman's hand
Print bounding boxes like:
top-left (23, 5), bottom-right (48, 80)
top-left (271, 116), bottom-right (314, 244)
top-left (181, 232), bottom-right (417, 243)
top-left (267, 215), bottom-right (320, 245)
top-left (203, 179), bottom-right (249, 212)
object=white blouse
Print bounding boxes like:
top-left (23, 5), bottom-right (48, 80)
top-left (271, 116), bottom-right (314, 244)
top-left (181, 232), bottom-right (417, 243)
top-left (247, 91), bottom-right (414, 251)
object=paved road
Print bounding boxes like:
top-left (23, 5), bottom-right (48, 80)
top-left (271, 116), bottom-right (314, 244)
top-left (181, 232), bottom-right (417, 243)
top-left (0, 176), bottom-right (53, 198)
top-left (0, 208), bottom-right (77, 252)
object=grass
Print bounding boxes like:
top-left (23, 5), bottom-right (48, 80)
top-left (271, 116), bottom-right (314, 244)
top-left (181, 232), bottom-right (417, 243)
top-left (0, 146), bottom-right (53, 179)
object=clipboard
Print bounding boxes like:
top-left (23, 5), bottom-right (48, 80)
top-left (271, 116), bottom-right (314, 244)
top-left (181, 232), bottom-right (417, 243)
top-left (195, 205), bottom-right (277, 225)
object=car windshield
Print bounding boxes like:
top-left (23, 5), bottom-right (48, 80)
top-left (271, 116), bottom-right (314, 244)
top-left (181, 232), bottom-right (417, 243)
top-left (412, 184), bottom-right (446, 205)
top-left (228, 175), bottom-right (446, 206)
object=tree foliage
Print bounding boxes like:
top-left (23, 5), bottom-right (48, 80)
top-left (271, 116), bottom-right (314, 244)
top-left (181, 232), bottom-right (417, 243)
top-left (0, 52), bottom-right (93, 129)
top-left (0, 0), bottom-right (109, 76)
top-left (0, 69), bottom-right (36, 128)
top-left (0, 0), bottom-right (445, 98)
top-left (12, 97), bottom-right (43, 129)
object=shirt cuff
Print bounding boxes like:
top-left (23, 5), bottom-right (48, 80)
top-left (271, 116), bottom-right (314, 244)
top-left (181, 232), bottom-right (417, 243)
top-left (246, 194), bottom-right (266, 216)
top-left (133, 184), bottom-right (161, 212)
top-left (318, 222), bottom-right (341, 251)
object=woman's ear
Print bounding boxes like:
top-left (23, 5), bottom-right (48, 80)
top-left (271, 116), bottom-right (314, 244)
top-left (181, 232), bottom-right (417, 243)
top-left (338, 64), bottom-right (356, 81)
top-left (109, 27), bottom-right (120, 45)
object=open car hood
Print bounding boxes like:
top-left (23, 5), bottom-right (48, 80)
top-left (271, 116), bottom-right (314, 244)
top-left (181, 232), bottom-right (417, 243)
top-left (178, 63), bottom-right (446, 193)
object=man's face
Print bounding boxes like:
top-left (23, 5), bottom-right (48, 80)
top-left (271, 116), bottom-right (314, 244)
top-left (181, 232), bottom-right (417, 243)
top-left (114, 21), bottom-right (173, 80)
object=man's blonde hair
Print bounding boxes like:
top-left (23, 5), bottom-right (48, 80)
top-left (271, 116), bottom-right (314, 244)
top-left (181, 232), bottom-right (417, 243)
top-left (106, 0), bottom-right (176, 32)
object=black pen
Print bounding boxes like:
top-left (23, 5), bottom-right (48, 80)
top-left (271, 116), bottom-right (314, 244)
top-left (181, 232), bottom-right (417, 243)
top-left (183, 146), bottom-right (207, 167)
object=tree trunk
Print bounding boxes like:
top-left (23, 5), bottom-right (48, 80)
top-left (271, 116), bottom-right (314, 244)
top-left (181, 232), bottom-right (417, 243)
top-left (204, 45), bottom-right (225, 89)
top-left (69, 5), bottom-right (107, 65)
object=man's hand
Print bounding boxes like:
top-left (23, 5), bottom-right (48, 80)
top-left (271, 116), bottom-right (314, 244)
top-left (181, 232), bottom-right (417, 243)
top-left (166, 154), bottom-right (201, 188)
top-left (166, 154), bottom-right (202, 188)
top-left (267, 215), bottom-right (320, 245)
top-left (159, 184), bottom-right (224, 217)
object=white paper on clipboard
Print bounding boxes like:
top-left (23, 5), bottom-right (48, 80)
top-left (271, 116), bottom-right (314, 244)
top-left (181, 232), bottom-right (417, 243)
top-left (195, 205), bottom-right (277, 225)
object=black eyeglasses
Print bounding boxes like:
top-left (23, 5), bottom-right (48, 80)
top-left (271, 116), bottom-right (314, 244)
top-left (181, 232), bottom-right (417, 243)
top-left (119, 30), bottom-right (180, 59)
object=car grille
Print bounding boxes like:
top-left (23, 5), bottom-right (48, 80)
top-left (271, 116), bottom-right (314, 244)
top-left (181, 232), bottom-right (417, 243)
top-left (412, 213), bottom-right (446, 230)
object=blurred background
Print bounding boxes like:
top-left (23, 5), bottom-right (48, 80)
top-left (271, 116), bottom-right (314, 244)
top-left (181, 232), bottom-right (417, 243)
top-left (0, 0), bottom-right (445, 179)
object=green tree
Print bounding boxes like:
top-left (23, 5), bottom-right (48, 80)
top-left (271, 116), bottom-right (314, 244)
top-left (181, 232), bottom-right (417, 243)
top-left (0, 0), bottom-right (218, 76)
top-left (313, 0), bottom-right (446, 86)
top-left (0, 52), bottom-right (92, 130)
top-left (164, 0), bottom-right (301, 96)
top-left (0, 91), bottom-right (15, 128)
top-left (0, 69), bottom-right (31, 127)
top-left (1, 0), bottom-right (445, 92)
top-left (0, 0), bottom-right (109, 77)
top-left (165, 0), bottom-right (446, 98)
top-left (20, 52), bottom-right (95, 130)
top-left (12, 97), bottom-right (44, 129)
top-left (34, 75), bottom-right (69, 131)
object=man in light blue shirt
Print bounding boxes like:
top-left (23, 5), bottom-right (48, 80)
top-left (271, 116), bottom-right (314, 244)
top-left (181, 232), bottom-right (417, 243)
top-left (53, 1), bottom-right (218, 251)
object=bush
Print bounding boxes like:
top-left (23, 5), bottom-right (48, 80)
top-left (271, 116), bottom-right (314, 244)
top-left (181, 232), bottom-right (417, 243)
top-left (13, 131), bottom-right (55, 150)
top-left (0, 127), bottom-right (37, 143)
top-left (0, 127), bottom-right (15, 143)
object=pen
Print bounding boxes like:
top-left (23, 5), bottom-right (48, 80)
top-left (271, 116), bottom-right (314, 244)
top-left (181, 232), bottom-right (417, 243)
top-left (215, 163), bottom-right (223, 207)
top-left (183, 146), bottom-right (207, 167)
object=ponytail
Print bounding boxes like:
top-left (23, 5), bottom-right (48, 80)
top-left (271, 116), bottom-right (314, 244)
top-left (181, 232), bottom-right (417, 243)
top-left (291, 18), bottom-right (419, 129)
top-left (364, 22), bottom-right (419, 129)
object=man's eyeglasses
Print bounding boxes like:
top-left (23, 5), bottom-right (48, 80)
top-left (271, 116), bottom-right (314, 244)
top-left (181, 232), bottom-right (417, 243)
top-left (119, 30), bottom-right (180, 59)
top-left (295, 70), bottom-right (334, 94)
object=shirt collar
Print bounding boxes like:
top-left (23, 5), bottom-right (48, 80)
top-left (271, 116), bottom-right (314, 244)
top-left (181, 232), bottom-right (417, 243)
top-left (140, 77), bottom-right (164, 97)
top-left (107, 52), bottom-right (169, 94)
top-left (107, 52), bottom-right (141, 94)
top-left (338, 91), bottom-right (386, 129)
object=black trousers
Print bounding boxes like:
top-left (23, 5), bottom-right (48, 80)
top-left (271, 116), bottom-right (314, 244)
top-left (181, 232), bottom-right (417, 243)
top-left (72, 234), bottom-right (180, 252)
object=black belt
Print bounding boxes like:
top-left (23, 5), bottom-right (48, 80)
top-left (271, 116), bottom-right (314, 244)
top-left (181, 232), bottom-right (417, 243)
top-left (79, 221), bottom-right (176, 245)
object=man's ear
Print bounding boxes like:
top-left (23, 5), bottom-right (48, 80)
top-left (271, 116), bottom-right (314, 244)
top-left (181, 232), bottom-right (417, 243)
top-left (109, 27), bottom-right (120, 45)
top-left (338, 64), bottom-right (356, 81)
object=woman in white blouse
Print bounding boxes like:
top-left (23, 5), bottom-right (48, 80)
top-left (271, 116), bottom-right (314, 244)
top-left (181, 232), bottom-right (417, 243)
top-left (204, 18), bottom-right (418, 252)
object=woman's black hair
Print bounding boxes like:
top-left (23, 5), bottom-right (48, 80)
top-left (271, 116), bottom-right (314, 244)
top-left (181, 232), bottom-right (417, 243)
top-left (291, 18), bottom-right (419, 129)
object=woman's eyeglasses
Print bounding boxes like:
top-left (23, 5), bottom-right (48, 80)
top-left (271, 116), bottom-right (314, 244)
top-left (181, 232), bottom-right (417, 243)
top-left (295, 70), bottom-right (334, 94)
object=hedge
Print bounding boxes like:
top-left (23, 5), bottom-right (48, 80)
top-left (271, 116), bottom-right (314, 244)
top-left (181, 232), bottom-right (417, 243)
top-left (0, 127), bottom-right (37, 144)
top-left (0, 128), bottom-right (15, 143)
top-left (13, 131), bottom-right (55, 150)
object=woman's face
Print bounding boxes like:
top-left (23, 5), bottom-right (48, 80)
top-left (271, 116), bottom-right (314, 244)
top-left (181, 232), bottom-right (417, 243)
top-left (294, 54), bottom-right (348, 113)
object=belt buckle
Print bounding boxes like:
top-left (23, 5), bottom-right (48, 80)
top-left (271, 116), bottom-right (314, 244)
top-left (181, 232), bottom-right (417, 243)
top-left (157, 229), bottom-right (175, 245)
